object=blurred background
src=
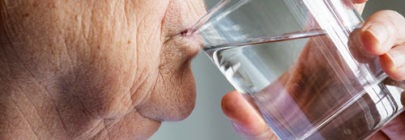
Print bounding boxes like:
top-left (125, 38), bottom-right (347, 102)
top-left (151, 0), bottom-right (405, 140)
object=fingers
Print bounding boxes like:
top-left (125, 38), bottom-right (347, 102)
top-left (359, 10), bottom-right (405, 80)
top-left (360, 10), bottom-right (405, 55)
top-left (380, 45), bottom-right (405, 80)
top-left (221, 91), bottom-right (276, 140)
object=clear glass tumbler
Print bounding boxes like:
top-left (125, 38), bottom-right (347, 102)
top-left (184, 0), bottom-right (405, 139)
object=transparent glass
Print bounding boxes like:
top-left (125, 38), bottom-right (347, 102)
top-left (184, 0), bottom-right (405, 139)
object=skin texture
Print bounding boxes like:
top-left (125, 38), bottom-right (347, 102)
top-left (222, 1), bottom-right (405, 140)
top-left (0, 0), bottom-right (404, 140)
top-left (0, 0), bottom-right (205, 139)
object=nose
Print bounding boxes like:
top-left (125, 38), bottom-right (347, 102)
top-left (166, 31), bottom-right (202, 61)
top-left (161, 0), bottom-right (206, 61)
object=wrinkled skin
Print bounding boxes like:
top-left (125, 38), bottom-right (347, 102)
top-left (222, 0), bottom-right (405, 140)
top-left (0, 0), bottom-right (205, 139)
top-left (1, 0), bottom-right (405, 140)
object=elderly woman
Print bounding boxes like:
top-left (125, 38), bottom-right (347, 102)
top-left (0, 0), bottom-right (404, 140)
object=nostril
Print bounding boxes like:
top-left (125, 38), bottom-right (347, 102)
top-left (179, 28), bottom-right (196, 38)
top-left (180, 29), bottom-right (190, 37)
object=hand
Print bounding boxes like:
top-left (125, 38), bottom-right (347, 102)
top-left (221, 1), bottom-right (405, 139)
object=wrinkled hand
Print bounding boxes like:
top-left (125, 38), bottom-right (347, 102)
top-left (221, 1), bottom-right (405, 139)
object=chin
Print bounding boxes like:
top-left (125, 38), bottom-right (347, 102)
top-left (171, 68), bottom-right (197, 121)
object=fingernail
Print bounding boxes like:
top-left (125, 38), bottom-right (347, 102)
top-left (381, 53), bottom-right (396, 69)
top-left (387, 50), bottom-right (404, 68)
top-left (364, 23), bottom-right (388, 46)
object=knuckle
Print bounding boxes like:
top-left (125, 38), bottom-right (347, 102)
top-left (385, 10), bottom-right (404, 18)
top-left (369, 10), bottom-right (405, 47)
top-left (376, 10), bottom-right (405, 32)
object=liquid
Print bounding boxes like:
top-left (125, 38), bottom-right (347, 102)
top-left (205, 31), bottom-right (404, 140)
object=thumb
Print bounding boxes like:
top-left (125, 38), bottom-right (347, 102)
top-left (221, 91), bottom-right (277, 140)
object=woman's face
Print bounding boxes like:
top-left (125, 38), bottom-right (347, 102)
top-left (0, 0), bottom-right (205, 138)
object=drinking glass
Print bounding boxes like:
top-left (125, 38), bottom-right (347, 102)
top-left (183, 0), bottom-right (405, 139)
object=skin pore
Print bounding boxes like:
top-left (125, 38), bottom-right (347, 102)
top-left (0, 0), bottom-right (205, 139)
